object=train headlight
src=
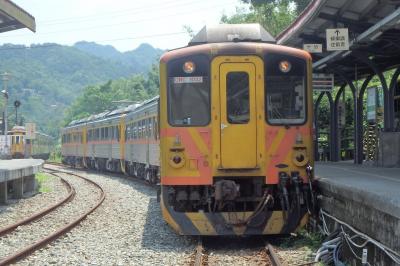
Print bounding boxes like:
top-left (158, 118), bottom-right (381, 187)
top-left (279, 60), bottom-right (291, 73)
top-left (183, 61), bottom-right (195, 74)
top-left (169, 153), bottom-right (185, 168)
top-left (292, 148), bottom-right (309, 167)
top-left (173, 155), bottom-right (182, 164)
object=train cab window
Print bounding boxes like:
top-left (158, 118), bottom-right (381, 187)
top-left (265, 54), bottom-right (306, 125)
top-left (226, 72), bottom-right (250, 124)
top-left (168, 77), bottom-right (210, 126)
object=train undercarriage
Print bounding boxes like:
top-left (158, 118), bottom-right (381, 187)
top-left (161, 174), bottom-right (315, 235)
top-left (62, 156), bottom-right (159, 183)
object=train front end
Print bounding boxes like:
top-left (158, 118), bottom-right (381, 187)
top-left (159, 24), bottom-right (314, 236)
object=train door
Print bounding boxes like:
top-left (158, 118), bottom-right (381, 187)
top-left (213, 56), bottom-right (263, 169)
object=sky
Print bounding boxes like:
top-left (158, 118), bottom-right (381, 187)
top-left (2, 0), bottom-right (243, 52)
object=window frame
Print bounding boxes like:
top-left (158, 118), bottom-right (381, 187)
top-left (264, 53), bottom-right (308, 126)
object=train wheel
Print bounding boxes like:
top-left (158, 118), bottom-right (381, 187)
top-left (145, 170), bottom-right (151, 183)
top-left (150, 169), bottom-right (158, 184)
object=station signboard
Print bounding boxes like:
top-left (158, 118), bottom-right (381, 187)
top-left (367, 87), bottom-right (376, 122)
top-left (312, 73), bottom-right (334, 92)
top-left (25, 122), bottom-right (36, 140)
top-left (326, 28), bottom-right (349, 51)
top-left (303, 44), bottom-right (322, 53)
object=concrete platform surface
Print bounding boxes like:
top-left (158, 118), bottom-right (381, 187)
top-left (0, 159), bottom-right (44, 182)
top-left (316, 161), bottom-right (400, 218)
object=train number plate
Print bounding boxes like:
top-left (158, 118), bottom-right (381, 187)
top-left (174, 76), bottom-right (203, 83)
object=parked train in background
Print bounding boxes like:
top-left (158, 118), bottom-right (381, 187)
top-left (62, 24), bottom-right (315, 236)
top-left (9, 125), bottom-right (53, 159)
top-left (61, 97), bottom-right (160, 183)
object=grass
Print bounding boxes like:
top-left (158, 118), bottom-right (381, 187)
top-left (274, 229), bottom-right (325, 265)
top-left (47, 150), bottom-right (62, 163)
top-left (36, 172), bottom-right (53, 193)
top-left (280, 229), bottom-right (324, 250)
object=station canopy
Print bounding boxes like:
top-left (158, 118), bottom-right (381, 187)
top-left (0, 0), bottom-right (35, 33)
top-left (276, 0), bottom-right (400, 84)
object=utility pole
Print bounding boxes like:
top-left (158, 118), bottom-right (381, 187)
top-left (14, 100), bottom-right (21, 126)
top-left (1, 72), bottom-right (11, 148)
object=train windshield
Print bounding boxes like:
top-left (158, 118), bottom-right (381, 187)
top-left (265, 54), bottom-right (306, 125)
top-left (168, 76), bottom-right (210, 126)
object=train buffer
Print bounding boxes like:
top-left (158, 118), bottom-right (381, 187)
top-left (316, 161), bottom-right (400, 265)
top-left (0, 159), bottom-right (43, 204)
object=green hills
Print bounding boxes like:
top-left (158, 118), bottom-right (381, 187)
top-left (0, 42), bottom-right (162, 136)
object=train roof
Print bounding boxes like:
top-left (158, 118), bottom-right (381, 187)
top-left (65, 96), bottom-right (159, 129)
top-left (188, 24), bottom-right (276, 46)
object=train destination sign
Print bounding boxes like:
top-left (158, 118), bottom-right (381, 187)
top-left (312, 73), bottom-right (334, 92)
top-left (173, 76), bottom-right (203, 83)
top-left (326, 28), bottom-right (349, 51)
top-left (303, 44), bottom-right (322, 53)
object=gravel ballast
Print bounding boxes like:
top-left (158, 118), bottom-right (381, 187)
top-left (18, 167), bottom-right (196, 265)
top-left (0, 171), bottom-right (100, 260)
top-left (0, 173), bottom-right (67, 230)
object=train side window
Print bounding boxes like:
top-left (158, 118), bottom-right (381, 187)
top-left (265, 54), bottom-right (307, 125)
top-left (152, 117), bottom-right (157, 139)
top-left (226, 72), bottom-right (250, 124)
top-left (96, 128), bottom-right (99, 140)
top-left (138, 120), bottom-right (141, 139)
top-left (105, 127), bottom-right (109, 139)
top-left (126, 125), bottom-right (130, 140)
top-left (147, 118), bottom-right (151, 137)
top-left (132, 122), bottom-right (136, 139)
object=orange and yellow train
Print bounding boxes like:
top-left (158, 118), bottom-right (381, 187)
top-left (62, 24), bottom-right (315, 236)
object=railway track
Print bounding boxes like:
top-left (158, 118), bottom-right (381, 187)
top-left (191, 237), bottom-right (283, 266)
top-left (0, 166), bottom-right (105, 265)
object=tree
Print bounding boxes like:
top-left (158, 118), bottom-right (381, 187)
top-left (221, 0), bottom-right (312, 36)
top-left (63, 68), bottom-right (159, 125)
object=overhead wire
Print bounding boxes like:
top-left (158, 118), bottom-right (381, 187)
top-left (1, 0), bottom-right (235, 38)
top-left (38, 0), bottom-right (212, 26)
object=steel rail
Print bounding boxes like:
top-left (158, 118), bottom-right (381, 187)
top-left (265, 241), bottom-right (283, 266)
top-left (0, 169), bottom-right (105, 266)
top-left (0, 174), bottom-right (75, 237)
top-left (193, 238), bottom-right (205, 266)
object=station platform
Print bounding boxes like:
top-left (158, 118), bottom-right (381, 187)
top-left (315, 162), bottom-right (400, 264)
top-left (0, 159), bottom-right (44, 204)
